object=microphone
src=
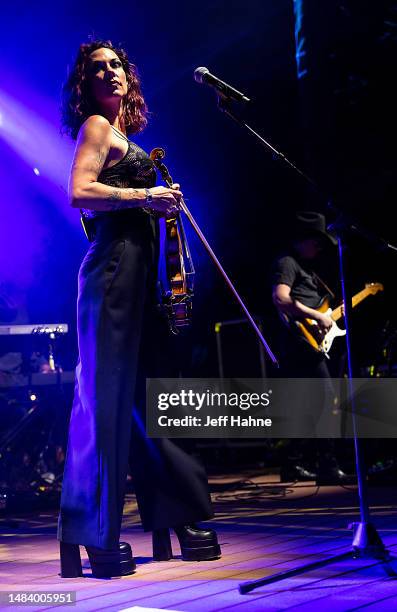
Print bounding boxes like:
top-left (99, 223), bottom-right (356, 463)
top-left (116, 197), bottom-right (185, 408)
top-left (194, 67), bottom-right (250, 104)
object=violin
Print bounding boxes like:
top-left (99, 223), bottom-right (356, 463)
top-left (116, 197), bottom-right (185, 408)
top-left (150, 148), bottom-right (195, 334)
top-left (150, 149), bottom-right (278, 366)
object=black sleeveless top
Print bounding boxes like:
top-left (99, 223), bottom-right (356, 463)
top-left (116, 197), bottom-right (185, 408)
top-left (81, 138), bottom-right (157, 220)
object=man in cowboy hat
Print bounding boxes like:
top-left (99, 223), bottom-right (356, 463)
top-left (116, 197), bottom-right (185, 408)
top-left (273, 211), bottom-right (337, 374)
top-left (272, 211), bottom-right (348, 483)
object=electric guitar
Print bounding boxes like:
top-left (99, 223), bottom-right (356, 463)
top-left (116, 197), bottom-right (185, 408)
top-left (284, 282), bottom-right (384, 358)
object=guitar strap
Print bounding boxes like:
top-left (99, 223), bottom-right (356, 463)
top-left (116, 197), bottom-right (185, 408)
top-left (312, 272), bottom-right (336, 301)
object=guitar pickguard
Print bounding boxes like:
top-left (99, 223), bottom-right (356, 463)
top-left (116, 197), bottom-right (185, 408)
top-left (296, 308), bottom-right (346, 356)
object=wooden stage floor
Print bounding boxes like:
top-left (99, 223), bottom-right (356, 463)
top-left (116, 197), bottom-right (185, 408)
top-left (1, 473), bottom-right (397, 611)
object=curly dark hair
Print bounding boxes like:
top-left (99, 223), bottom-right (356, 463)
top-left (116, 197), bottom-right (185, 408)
top-left (61, 40), bottom-right (148, 140)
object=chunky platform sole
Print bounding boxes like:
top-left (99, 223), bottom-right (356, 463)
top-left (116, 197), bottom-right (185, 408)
top-left (179, 542), bottom-right (222, 561)
top-left (152, 527), bottom-right (221, 562)
top-left (60, 541), bottom-right (136, 578)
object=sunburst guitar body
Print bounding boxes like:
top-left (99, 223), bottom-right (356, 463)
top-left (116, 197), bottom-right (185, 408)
top-left (289, 283), bottom-right (384, 358)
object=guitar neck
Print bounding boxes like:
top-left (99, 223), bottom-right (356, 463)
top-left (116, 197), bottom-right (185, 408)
top-left (331, 288), bottom-right (375, 321)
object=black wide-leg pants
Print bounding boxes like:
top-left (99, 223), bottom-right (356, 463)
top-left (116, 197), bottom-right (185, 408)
top-left (57, 211), bottom-right (213, 549)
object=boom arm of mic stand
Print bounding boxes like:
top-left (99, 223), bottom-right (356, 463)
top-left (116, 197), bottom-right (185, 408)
top-left (217, 95), bottom-right (397, 253)
top-left (217, 95), bottom-right (318, 188)
top-left (327, 207), bottom-right (397, 254)
top-left (178, 197), bottom-right (278, 366)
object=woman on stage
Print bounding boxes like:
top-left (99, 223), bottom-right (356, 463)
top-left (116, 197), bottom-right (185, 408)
top-left (58, 40), bottom-right (220, 578)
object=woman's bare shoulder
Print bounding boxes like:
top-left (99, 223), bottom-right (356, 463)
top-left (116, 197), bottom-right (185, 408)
top-left (77, 115), bottom-right (112, 143)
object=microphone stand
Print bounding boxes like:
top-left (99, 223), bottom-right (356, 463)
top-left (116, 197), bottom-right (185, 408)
top-left (177, 196), bottom-right (278, 365)
top-left (210, 94), bottom-right (396, 592)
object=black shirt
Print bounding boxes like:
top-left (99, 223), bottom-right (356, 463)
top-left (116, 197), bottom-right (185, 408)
top-left (273, 254), bottom-right (326, 309)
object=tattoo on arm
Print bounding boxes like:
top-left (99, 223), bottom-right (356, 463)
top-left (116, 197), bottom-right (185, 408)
top-left (96, 150), bottom-right (105, 174)
top-left (71, 150), bottom-right (106, 176)
top-left (105, 190), bottom-right (124, 210)
top-left (103, 188), bottom-right (143, 211)
top-left (107, 190), bottom-right (122, 201)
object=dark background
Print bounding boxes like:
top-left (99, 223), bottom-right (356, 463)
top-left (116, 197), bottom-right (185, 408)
top-left (1, 0), bottom-right (397, 377)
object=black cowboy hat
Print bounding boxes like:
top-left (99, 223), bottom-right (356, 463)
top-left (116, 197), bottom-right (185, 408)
top-left (292, 211), bottom-right (338, 246)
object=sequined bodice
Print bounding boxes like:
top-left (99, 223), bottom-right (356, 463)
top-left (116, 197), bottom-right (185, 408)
top-left (82, 139), bottom-right (157, 219)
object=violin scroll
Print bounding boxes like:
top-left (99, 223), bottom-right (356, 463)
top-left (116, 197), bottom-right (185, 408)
top-left (150, 147), bottom-right (166, 162)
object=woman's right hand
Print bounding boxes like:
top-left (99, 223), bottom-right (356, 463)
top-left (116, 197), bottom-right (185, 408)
top-left (144, 185), bottom-right (182, 216)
